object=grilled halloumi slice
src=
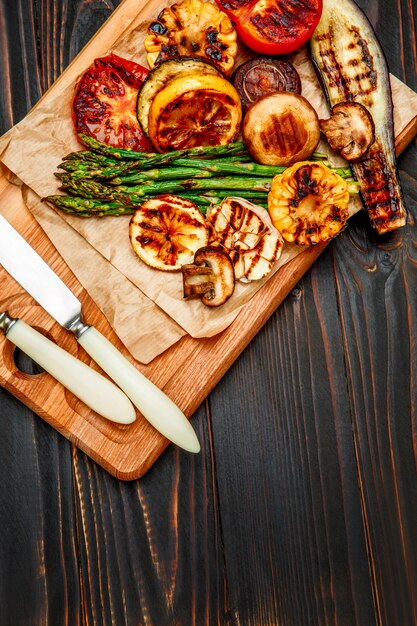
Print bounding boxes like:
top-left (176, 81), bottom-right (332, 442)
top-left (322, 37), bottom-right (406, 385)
top-left (207, 197), bottom-right (283, 281)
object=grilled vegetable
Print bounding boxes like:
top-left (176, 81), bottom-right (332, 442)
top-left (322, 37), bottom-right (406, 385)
top-left (242, 93), bottom-right (321, 166)
top-left (268, 162), bottom-right (350, 245)
top-left (182, 246), bottom-right (235, 306)
top-left (207, 197), bottom-right (283, 281)
top-left (320, 102), bottom-right (375, 161)
top-left (144, 0), bottom-right (237, 75)
top-left (137, 58), bottom-right (221, 136)
top-left (129, 195), bottom-right (209, 270)
top-left (310, 0), bottom-right (406, 235)
top-left (147, 73), bottom-right (242, 152)
top-left (214, 0), bottom-right (322, 55)
top-left (232, 58), bottom-right (301, 113)
top-left (72, 54), bottom-right (153, 151)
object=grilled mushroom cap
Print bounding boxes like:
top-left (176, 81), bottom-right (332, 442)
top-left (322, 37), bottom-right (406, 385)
top-left (320, 102), bottom-right (375, 161)
top-left (181, 246), bottom-right (235, 307)
top-left (242, 92), bottom-right (321, 166)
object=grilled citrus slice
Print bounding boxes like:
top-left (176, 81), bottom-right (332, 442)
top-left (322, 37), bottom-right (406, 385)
top-left (207, 197), bottom-right (283, 281)
top-left (144, 0), bottom-right (237, 75)
top-left (137, 58), bottom-right (222, 137)
top-left (129, 194), bottom-right (209, 271)
top-left (148, 73), bottom-right (242, 152)
top-left (268, 162), bottom-right (350, 246)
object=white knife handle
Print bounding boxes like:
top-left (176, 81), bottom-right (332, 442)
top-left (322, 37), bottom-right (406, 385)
top-left (77, 326), bottom-right (200, 453)
top-left (6, 319), bottom-right (136, 425)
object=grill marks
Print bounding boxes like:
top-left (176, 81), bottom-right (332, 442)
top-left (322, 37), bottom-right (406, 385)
top-left (260, 112), bottom-right (308, 159)
top-left (310, 1), bottom-right (407, 234)
top-left (353, 142), bottom-right (404, 229)
top-left (315, 26), bottom-right (378, 104)
top-left (207, 199), bottom-right (283, 281)
top-left (130, 195), bottom-right (208, 270)
top-left (250, 0), bottom-right (320, 41)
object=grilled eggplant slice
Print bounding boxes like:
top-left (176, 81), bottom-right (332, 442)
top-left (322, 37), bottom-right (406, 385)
top-left (310, 0), bottom-right (406, 235)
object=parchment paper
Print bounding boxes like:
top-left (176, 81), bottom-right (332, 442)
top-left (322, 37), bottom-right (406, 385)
top-left (0, 8), bottom-right (416, 360)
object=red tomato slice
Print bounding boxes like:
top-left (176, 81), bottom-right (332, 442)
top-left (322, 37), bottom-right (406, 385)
top-left (72, 54), bottom-right (154, 152)
top-left (215, 0), bottom-right (322, 55)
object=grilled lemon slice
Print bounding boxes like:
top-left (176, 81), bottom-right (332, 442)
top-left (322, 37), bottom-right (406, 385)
top-left (144, 0), bottom-right (237, 75)
top-left (129, 194), bottom-right (209, 271)
top-left (268, 162), bottom-right (350, 246)
top-left (148, 73), bottom-right (242, 152)
top-left (207, 197), bottom-right (283, 281)
top-left (137, 58), bottom-right (222, 136)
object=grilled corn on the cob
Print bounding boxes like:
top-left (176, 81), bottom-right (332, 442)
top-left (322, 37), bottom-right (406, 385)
top-left (145, 0), bottom-right (238, 75)
top-left (268, 162), bottom-right (350, 246)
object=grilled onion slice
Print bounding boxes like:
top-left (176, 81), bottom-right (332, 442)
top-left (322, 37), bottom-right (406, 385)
top-left (129, 194), bottom-right (208, 271)
top-left (232, 57), bottom-right (301, 113)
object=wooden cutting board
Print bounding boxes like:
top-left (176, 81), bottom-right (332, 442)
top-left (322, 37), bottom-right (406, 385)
top-left (1, 0), bottom-right (416, 480)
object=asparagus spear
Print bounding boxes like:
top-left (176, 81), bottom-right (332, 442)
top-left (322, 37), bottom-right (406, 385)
top-left (45, 195), bottom-right (135, 216)
top-left (45, 193), bottom-right (213, 217)
top-left (169, 158), bottom-right (286, 177)
top-left (78, 134), bottom-right (248, 161)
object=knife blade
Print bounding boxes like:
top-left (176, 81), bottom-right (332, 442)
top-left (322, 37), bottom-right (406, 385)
top-left (0, 216), bottom-right (200, 453)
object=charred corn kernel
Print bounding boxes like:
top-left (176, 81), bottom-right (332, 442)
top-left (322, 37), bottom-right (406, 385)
top-left (268, 162), bottom-right (350, 246)
top-left (144, 0), bottom-right (237, 75)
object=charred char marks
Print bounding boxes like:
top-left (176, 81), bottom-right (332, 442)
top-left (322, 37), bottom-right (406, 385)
top-left (292, 165), bottom-right (318, 204)
top-left (218, 0), bottom-right (251, 9)
top-left (149, 21), bottom-right (168, 35)
top-left (352, 143), bottom-right (404, 228)
top-left (250, 0), bottom-right (318, 40)
top-left (155, 44), bottom-right (180, 65)
top-left (260, 112), bottom-right (307, 158)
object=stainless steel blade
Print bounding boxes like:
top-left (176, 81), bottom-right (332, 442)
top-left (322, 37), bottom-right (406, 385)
top-left (0, 216), bottom-right (81, 327)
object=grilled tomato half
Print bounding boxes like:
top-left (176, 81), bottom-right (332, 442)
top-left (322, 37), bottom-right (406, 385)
top-left (147, 73), bottom-right (242, 152)
top-left (268, 162), bottom-right (350, 246)
top-left (214, 0), bottom-right (322, 55)
top-left (72, 54), bottom-right (154, 151)
top-left (145, 0), bottom-right (237, 75)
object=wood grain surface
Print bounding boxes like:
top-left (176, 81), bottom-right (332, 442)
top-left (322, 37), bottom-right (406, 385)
top-left (0, 1), bottom-right (416, 625)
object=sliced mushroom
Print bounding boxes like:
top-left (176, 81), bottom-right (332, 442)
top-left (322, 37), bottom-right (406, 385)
top-left (320, 102), bottom-right (375, 161)
top-left (181, 246), bottom-right (235, 307)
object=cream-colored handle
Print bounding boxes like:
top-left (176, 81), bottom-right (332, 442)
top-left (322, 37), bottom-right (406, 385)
top-left (7, 320), bottom-right (136, 425)
top-left (78, 326), bottom-right (200, 453)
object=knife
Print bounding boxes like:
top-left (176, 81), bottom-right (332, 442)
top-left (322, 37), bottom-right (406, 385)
top-left (0, 310), bottom-right (136, 424)
top-left (0, 216), bottom-right (200, 453)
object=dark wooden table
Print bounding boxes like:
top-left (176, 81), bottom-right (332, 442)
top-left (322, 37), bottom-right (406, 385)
top-left (0, 1), bottom-right (416, 624)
